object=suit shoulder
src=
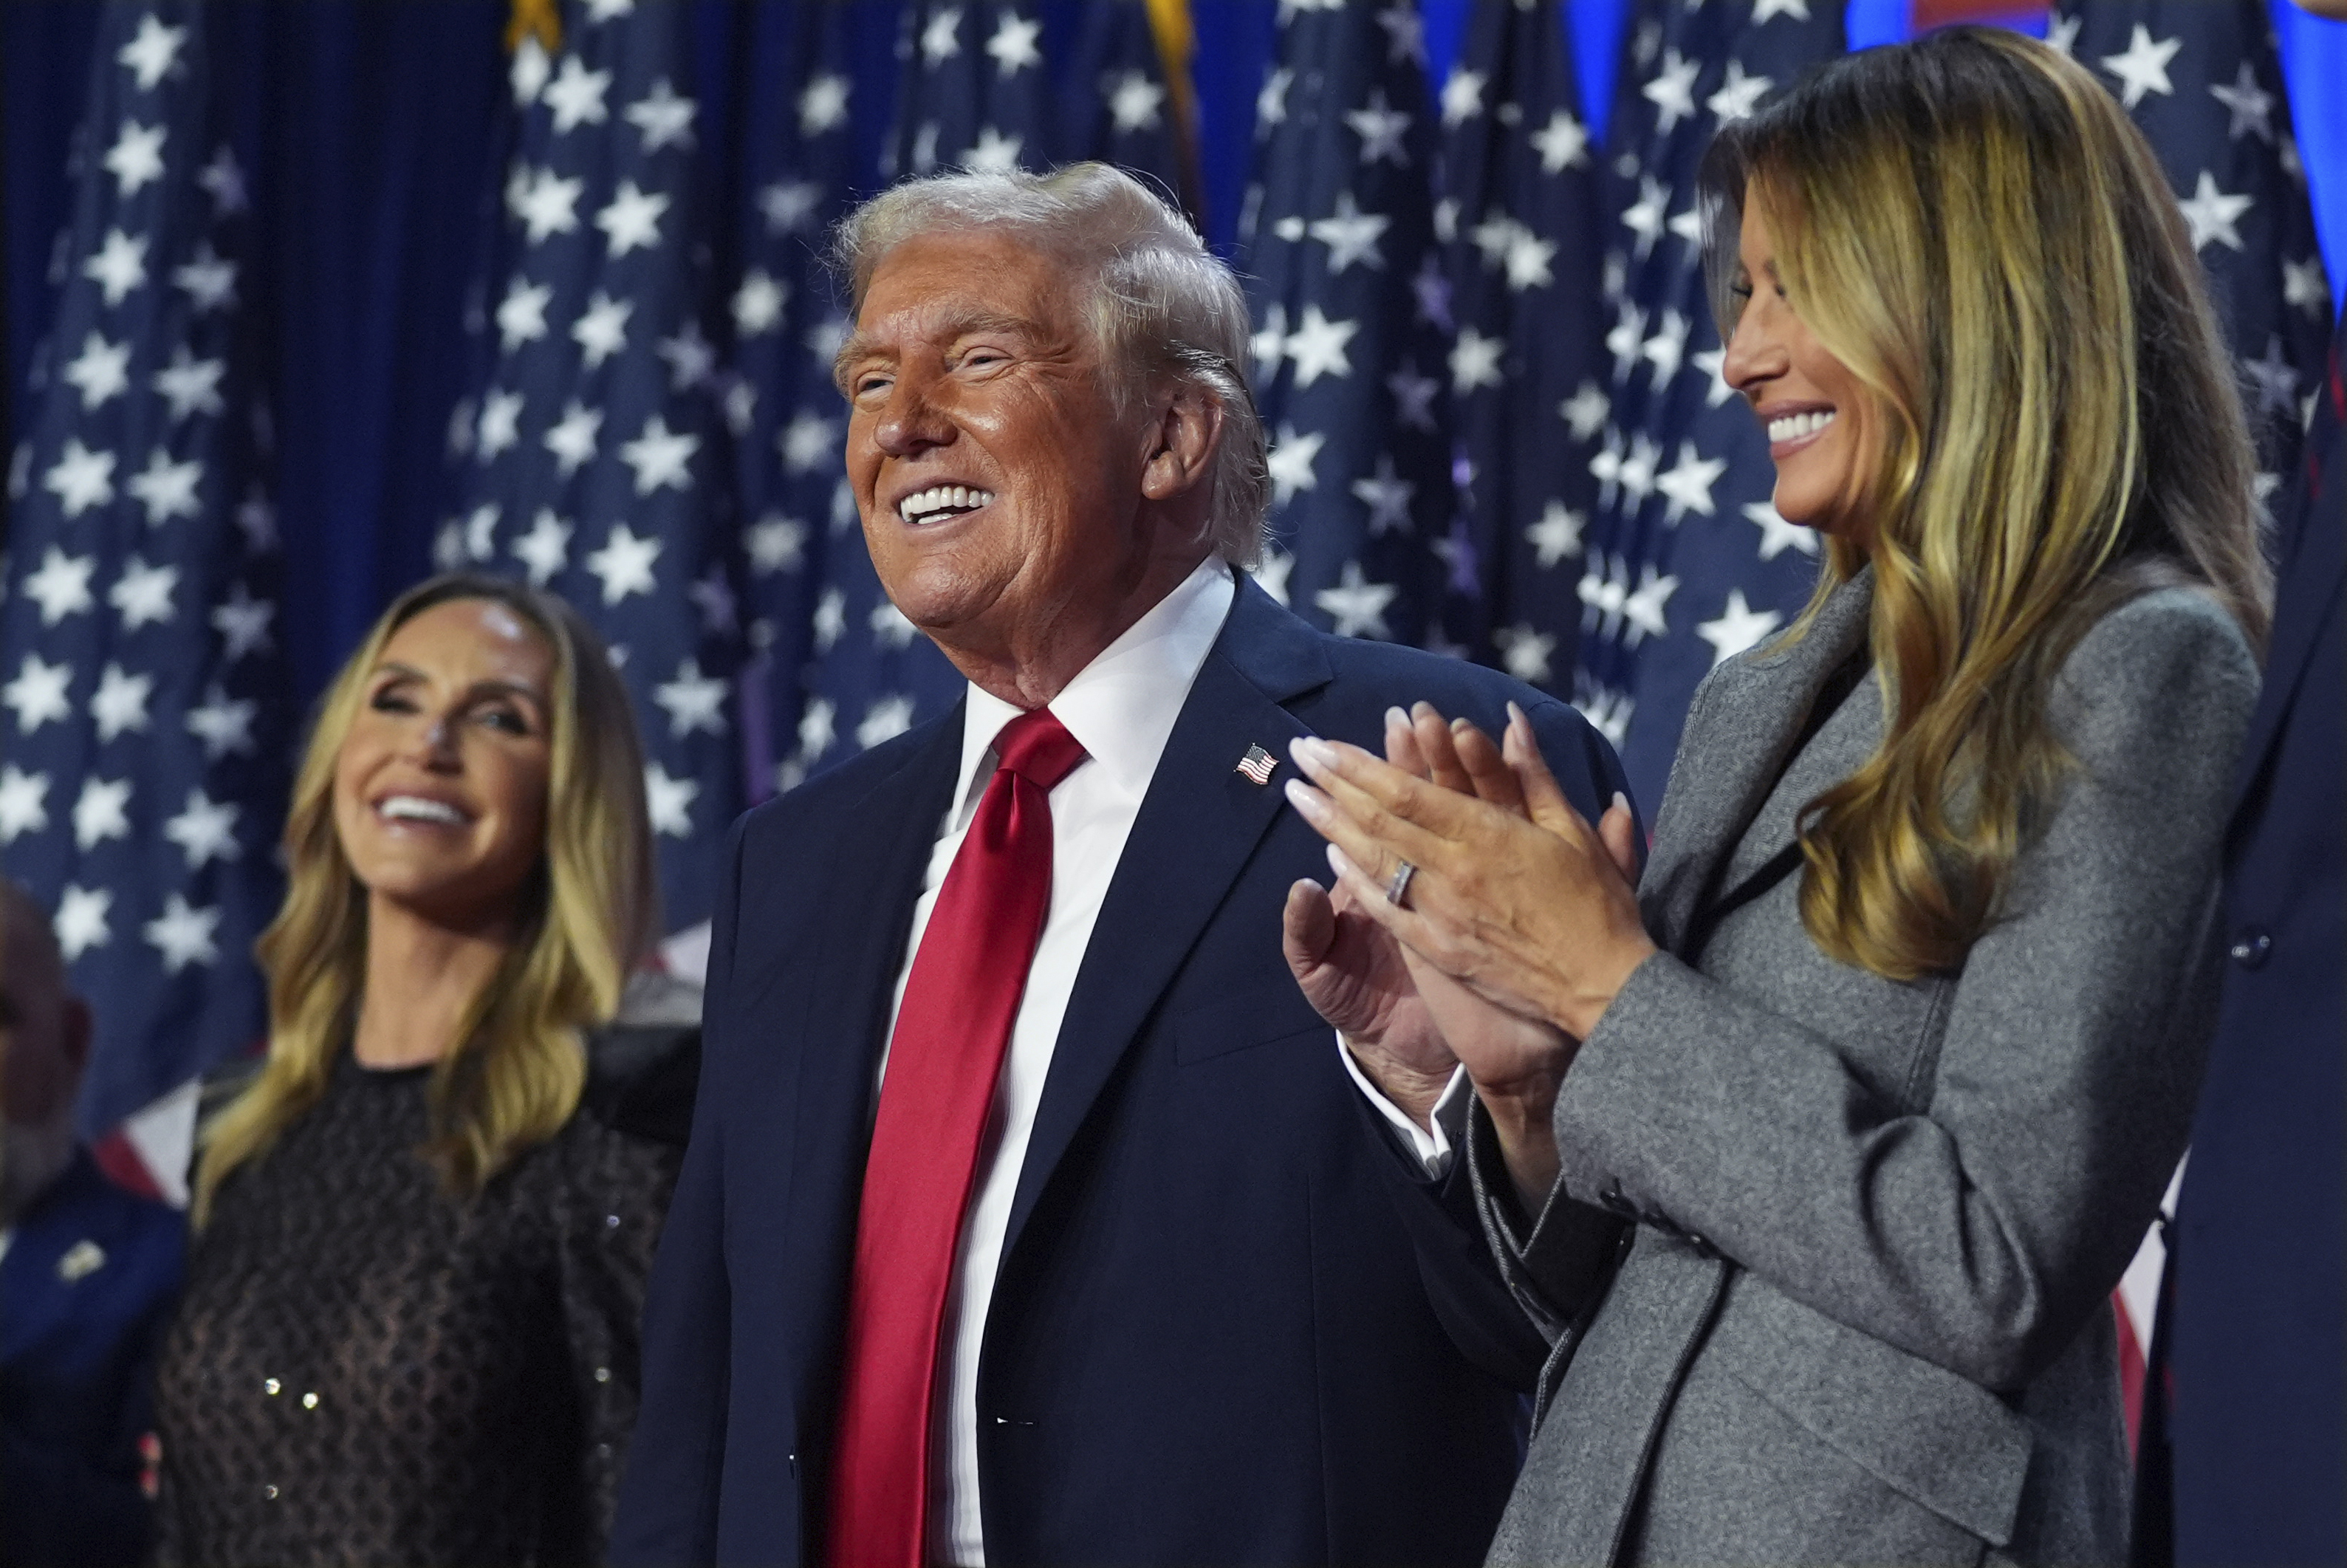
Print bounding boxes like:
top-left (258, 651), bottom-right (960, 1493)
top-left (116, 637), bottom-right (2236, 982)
top-left (1289, 639), bottom-right (1625, 807)
top-left (92, 1166), bottom-right (186, 1256)
top-left (742, 710), bottom-right (955, 843)
top-left (1309, 637), bottom-right (1584, 725)
top-left (16, 1151), bottom-right (184, 1269)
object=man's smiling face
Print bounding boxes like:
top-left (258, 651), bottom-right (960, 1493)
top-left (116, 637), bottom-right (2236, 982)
top-left (838, 229), bottom-right (1157, 671)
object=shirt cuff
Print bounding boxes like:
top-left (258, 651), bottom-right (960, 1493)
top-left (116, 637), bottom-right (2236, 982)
top-left (1337, 1034), bottom-right (1470, 1178)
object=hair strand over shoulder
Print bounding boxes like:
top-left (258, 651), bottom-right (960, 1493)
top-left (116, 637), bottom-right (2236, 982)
top-left (1699, 27), bottom-right (2269, 979)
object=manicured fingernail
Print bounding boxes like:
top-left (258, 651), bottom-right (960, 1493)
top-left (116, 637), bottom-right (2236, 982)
top-left (1326, 843), bottom-right (1354, 880)
top-left (1289, 736), bottom-right (1335, 770)
top-left (1283, 778), bottom-right (1324, 818)
top-left (1384, 705), bottom-right (1409, 730)
top-left (1612, 790), bottom-right (1630, 815)
top-left (1507, 699), bottom-right (1528, 728)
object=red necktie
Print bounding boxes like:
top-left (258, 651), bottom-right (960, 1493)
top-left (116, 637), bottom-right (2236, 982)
top-left (826, 708), bottom-right (1088, 1568)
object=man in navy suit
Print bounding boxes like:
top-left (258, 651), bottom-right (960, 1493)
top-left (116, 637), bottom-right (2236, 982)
top-left (612, 164), bottom-right (1631, 1568)
top-left (1, 879), bottom-right (185, 1568)
top-left (2134, 299), bottom-right (2346, 1564)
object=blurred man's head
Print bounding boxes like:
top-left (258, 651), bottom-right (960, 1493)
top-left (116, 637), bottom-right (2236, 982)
top-left (831, 164), bottom-right (1267, 705)
top-left (1, 879), bottom-right (90, 1221)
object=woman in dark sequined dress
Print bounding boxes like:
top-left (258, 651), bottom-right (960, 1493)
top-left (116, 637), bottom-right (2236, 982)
top-left (153, 574), bottom-right (679, 1567)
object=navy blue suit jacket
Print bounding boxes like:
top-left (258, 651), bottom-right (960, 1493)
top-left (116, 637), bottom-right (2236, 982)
top-left (2157, 318), bottom-right (2347, 1565)
top-left (1, 1148), bottom-right (185, 1568)
top-left (611, 578), bottom-right (1634, 1567)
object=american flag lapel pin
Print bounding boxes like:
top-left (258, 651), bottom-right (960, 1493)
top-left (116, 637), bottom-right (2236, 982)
top-left (1236, 744), bottom-right (1278, 787)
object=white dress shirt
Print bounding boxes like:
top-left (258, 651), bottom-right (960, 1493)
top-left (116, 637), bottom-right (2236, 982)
top-left (879, 557), bottom-right (1232, 1567)
top-left (880, 555), bottom-right (1470, 1563)
top-left (1340, 1051), bottom-right (1472, 1177)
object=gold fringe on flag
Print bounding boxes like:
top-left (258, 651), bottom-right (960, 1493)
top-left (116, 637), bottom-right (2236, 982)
top-left (506, 0), bottom-right (561, 58)
top-left (1143, 0), bottom-right (1207, 227)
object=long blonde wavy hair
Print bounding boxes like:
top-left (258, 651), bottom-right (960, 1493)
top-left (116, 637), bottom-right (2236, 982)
top-left (193, 575), bottom-right (657, 1222)
top-left (1700, 27), bottom-right (2270, 981)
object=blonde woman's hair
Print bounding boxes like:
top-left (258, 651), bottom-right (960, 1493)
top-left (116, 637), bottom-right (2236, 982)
top-left (193, 575), bottom-right (657, 1222)
top-left (1699, 27), bottom-right (2270, 981)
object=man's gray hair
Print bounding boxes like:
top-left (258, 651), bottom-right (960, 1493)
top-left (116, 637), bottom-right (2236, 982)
top-left (832, 162), bottom-right (1271, 567)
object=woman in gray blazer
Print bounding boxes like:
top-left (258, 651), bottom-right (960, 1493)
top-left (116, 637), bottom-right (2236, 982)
top-left (1281, 30), bottom-right (2269, 1567)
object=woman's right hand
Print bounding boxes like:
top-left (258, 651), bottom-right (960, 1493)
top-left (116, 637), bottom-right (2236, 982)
top-left (1404, 701), bottom-right (1641, 890)
top-left (1388, 703), bottom-right (1643, 1216)
top-left (1284, 708), bottom-right (1575, 1134)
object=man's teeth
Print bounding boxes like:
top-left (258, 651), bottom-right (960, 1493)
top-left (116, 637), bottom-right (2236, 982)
top-left (898, 485), bottom-right (996, 524)
top-left (1768, 409), bottom-right (1836, 444)
top-left (380, 795), bottom-right (466, 825)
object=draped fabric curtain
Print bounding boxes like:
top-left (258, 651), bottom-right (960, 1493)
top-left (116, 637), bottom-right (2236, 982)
top-left (5, 0), bottom-right (1266, 714)
top-left (7, 1), bottom-right (2340, 716)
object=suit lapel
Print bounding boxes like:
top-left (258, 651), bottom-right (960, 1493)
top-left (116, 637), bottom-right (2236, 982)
top-left (999, 580), bottom-right (1332, 1260)
top-left (2231, 461), bottom-right (2345, 820)
top-left (791, 706), bottom-right (966, 1173)
top-left (1639, 569), bottom-right (1874, 956)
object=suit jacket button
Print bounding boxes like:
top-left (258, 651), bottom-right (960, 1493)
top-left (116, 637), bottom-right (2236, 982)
top-left (2229, 928), bottom-right (2272, 969)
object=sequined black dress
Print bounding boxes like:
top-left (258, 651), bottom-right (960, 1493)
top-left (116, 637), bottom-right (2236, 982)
top-left (151, 1049), bottom-right (680, 1567)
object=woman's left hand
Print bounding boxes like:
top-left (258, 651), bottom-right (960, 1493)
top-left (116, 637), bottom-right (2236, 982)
top-left (1281, 709), bottom-right (1656, 1048)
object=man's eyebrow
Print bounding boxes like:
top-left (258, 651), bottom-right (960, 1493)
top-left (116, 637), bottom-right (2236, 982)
top-left (833, 331), bottom-right (880, 391)
top-left (941, 310), bottom-right (1036, 341)
top-left (833, 311), bottom-right (1041, 390)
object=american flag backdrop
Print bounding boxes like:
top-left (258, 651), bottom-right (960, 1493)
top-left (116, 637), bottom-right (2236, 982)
top-left (1436, 0), bottom-right (1606, 699)
top-left (888, 1), bottom-right (1045, 183)
top-left (1575, 0), bottom-right (1846, 803)
top-left (1241, 0), bottom-right (1457, 654)
top-left (7, 0), bottom-right (2343, 1191)
top-left (725, 2), bottom-right (865, 799)
top-left (1066, 0), bottom-right (1196, 197)
top-left (444, 0), bottom-right (744, 931)
top-left (0, 0), bottom-right (289, 1188)
top-left (795, 0), bottom-right (1189, 782)
top-left (2051, 2), bottom-right (2334, 523)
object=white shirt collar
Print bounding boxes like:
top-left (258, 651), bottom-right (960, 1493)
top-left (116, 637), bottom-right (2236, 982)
top-left (953, 555), bottom-right (1236, 816)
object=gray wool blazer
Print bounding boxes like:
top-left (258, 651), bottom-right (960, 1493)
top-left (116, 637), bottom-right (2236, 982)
top-left (1470, 566), bottom-right (2258, 1567)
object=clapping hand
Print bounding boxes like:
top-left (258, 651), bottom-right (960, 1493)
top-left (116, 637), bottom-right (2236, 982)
top-left (1282, 707), bottom-right (1574, 1132)
top-left (1283, 702), bottom-right (1654, 1211)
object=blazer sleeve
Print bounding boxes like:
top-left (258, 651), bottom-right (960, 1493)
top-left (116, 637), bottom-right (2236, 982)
top-left (1544, 590), bottom-right (2258, 1393)
top-left (609, 817), bottom-right (749, 1568)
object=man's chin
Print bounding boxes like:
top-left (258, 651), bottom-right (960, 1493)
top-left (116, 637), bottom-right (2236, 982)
top-left (871, 568), bottom-right (1013, 645)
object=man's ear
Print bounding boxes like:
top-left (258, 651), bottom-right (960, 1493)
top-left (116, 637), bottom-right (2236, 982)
top-left (1140, 386), bottom-right (1224, 501)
